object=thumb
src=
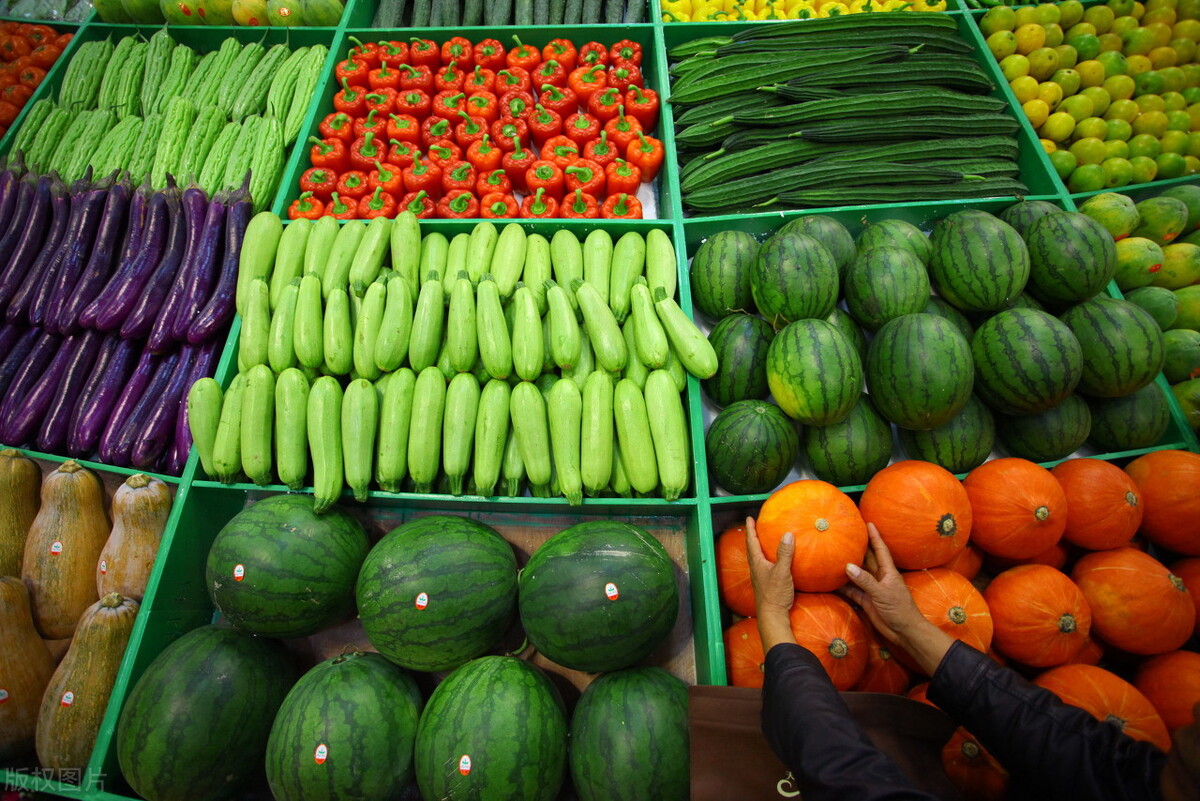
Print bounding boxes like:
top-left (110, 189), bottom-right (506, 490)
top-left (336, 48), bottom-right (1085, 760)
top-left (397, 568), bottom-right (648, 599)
top-left (775, 531), bottom-right (795, 564)
top-left (845, 562), bottom-right (880, 595)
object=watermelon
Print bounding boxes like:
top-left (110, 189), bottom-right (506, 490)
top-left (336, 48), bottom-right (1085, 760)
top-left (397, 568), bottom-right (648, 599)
top-left (929, 211), bottom-right (1030, 312)
top-left (518, 521), bottom-right (678, 673)
top-left (970, 308), bottom-right (1083, 415)
top-left (922, 296), bottom-right (975, 339)
top-left (999, 199), bottom-right (1065, 237)
top-left (1077, 193), bottom-right (1140, 240)
top-left (778, 215), bottom-right (857, 276)
top-left (1165, 328), bottom-right (1200, 383)
top-left (998, 394), bottom-right (1092, 462)
top-left (301, 0), bottom-right (344, 24)
top-left (855, 219), bottom-right (931, 265)
top-left (117, 626), bottom-right (296, 801)
top-left (1171, 285), bottom-right (1200, 330)
top-left (801, 393), bottom-right (893, 488)
top-left (897, 394), bottom-right (996, 474)
top-left (1059, 297), bottom-right (1166, 397)
top-left (1171, 377), bottom-right (1200, 432)
top-left (1152, 242), bottom-right (1200, 290)
top-left (1132, 196), bottom-right (1190, 245)
top-left (1087, 381), bottom-right (1172, 450)
top-left (205, 495), bottom-right (368, 638)
top-left (750, 231), bottom-right (839, 325)
top-left (865, 313), bottom-right (974, 430)
top-left (827, 307), bottom-right (868, 363)
top-left (414, 657), bottom-right (567, 801)
top-left (265, 652), bottom-right (422, 801)
top-left (1006, 292), bottom-right (1046, 312)
top-left (701, 313), bottom-right (774, 407)
top-left (1124, 286), bottom-right (1179, 330)
top-left (1113, 237), bottom-right (1165, 291)
top-left (843, 246), bottom-right (931, 331)
top-left (357, 515), bottom-right (517, 672)
top-left (705, 400), bottom-right (799, 495)
top-left (689, 231), bottom-right (759, 320)
top-left (766, 319), bottom-right (862, 426)
top-left (1023, 212), bottom-right (1117, 307)
top-left (570, 667), bottom-right (689, 801)
top-left (1160, 184), bottom-right (1200, 231)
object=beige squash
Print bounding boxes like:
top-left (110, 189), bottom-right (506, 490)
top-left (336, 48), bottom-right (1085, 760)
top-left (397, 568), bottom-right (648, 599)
top-left (97, 474), bottom-right (171, 601)
top-left (0, 449), bottom-right (41, 575)
top-left (0, 576), bottom-right (56, 761)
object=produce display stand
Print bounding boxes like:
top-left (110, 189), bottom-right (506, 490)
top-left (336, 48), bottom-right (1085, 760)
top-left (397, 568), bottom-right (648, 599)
top-left (2, 1), bottom-right (1199, 799)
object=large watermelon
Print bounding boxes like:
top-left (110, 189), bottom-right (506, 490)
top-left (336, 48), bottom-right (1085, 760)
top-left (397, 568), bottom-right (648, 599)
top-left (855, 219), bottom-right (932, 265)
top-left (1113, 237), bottom-right (1165, 292)
top-left (970, 308), bottom-right (1083, 415)
top-left (1165, 329), bottom-right (1200, 383)
top-left (922, 296), bottom-right (975, 340)
top-left (518, 521), bottom-right (678, 673)
top-left (778, 215), bottom-right (857, 276)
top-left (1124, 286), bottom-right (1179, 330)
top-left (705, 400), bottom-right (799, 495)
top-left (929, 211), bottom-right (1029, 312)
top-left (1087, 382), bottom-right (1172, 451)
top-left (689, 231), bottom-right (759, 320)
top-left (570, 667), bottom-right (689, 801)
top-left (1077, 192), bottom-right (1140, 240)
top-left (356, 515), bottom-right (518, 672)
top-left (265, 652), bottom-right (422, 801)
top-left (205, 495), bottom-right (368, 638)
top-left (1023, 212), bottom-right (1117, 307)
top-left (801, 393), bottom-right (893, 488)
top-left (827, 307), bottom-right (868, 363)
top-left (414, 657), bottom-right (567, 801)
top-left (766, 319), bottom-right (862, 426)
top-left (897, 394), bottom-right (996, 474)
top-left (750, 231), bottom-right (839, 325)
top-left (1000, 199), bottom-right (1066, 238)
top-left (998, 394), bottom-right (1092, 462)
top-left (843, 247), bottom-right (931, 331)
top-left (701, 313), bottom-right (774, 407)
top-left (117, 626), bottom-right (296, 801)
top-left (865, 313), bottom-right (974, 430)
top-left (1059, 297), bottom-right (1166, 397)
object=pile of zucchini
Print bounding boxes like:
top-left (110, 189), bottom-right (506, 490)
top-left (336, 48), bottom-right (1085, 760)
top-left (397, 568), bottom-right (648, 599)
top-left (372, 0), bottom-right (645, 26)
top-left (670, 13), bottom-right (1029, 213)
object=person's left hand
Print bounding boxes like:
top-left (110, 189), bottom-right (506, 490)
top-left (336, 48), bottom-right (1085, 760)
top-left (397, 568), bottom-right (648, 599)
top-left (745, 517), bottom-right (794, 616)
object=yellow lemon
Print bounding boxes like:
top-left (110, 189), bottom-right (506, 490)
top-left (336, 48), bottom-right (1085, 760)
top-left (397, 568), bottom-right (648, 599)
top-left (1014, 6), bottom-right (1041, 27)
top-left (1024, 98), bottom-right (1052, 128)
top-left (1104, 75), bottom-right (1138, 101)
top-left (1015, 23), bottom-right (1048, 54)
top-left (1001, 54), bottom-right (1032, 81)
top-left (1097, 32), bottom-right (1125, 52)
top-left (1028, 47), bottom-right (1062, 80)
top-left (1143, 6), bottom-right (1178, 25)
top-left (1101, 156), bottom-right (1135, 187)
top-left (1082, 85), bottom-right (1114, 115)
top-left (1137, 93), bottom-right (1167, 113)
top-left (1132, 109), bottom-right (1170, 136)
top-left (1161, 128), bottom-right (1192, 152)
top-left (1042, 110), bottom-right (1079, 141)
top-left (1130, 154), bottom-right (1159, 182)
top-left (1084, 4), bottom-right (1117, 32)
top-left (988, 30), bottom-right (1019, 60)
top-left (1043, 23), bottom-right (1065, 46)
top-left (980, 5), bottom-right (1017, 36)
top-left (1060, 93), bottom-right (1097, 120)
top-left (1184, 155), bottom-right (1200, 173)
top-left (1076, 59), bottom-right (1107, 86)
top-left (1170, 37), bottom-right (1197, 63)
top-left (1038, 80), bottom-right (1066, 108)
top-left (1036, 3), bottom-right (1062, 25)
top-left (1074, 116), bottom-right (1111, 140)
top-left (1012, 75), bottom-right (1042, 103)
top-left (1106, 97), bottom-right (1142, 120)
top-left (1111, 14), bottom-right (1141, 36)
top-left (1059, 0), bottom-right (1086, 27)
top-left (1055, 44), bottom-right (1080, 68)
top-left (1127, 54), bottom-right (1154, 74)
top-left (1040, 137), bottom-right (1059, 153)
top-left (1050, 69), bottom-right (1082, 97)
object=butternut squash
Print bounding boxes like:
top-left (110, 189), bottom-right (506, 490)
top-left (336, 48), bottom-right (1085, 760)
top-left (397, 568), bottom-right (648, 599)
top-left (36, 592), bottom-right (139, 773)
top-left (21, 461), bottom-right (110, 639)
top-left (0, 576), bottom-right (56, 761)
top-left (0, 449), bottom-right (41, 575)
top-left (97, 474), bottom-right (171, 601)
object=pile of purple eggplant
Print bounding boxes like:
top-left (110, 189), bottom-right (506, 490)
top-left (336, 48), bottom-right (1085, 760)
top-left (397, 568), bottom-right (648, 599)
top-left (0, 153), bottom-right (251, 476)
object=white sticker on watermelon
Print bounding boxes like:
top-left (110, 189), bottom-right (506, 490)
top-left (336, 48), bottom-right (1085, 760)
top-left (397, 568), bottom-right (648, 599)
top-left (314, 744), bottom-right (328, 765)
top-left (459, 755), bottom-right (472, 776)
top-left (605, 582), bottom-right (619, 601)
top-left (0, 688), bottom-right (9, 703)
top-left (233, 564), bottom-right (245, 582)
top-left (415, 592), bottom-right (429, 610)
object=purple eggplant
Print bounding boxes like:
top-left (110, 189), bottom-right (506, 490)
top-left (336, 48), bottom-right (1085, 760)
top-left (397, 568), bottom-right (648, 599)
top-left (3, 335), bottom-right (76, 446)
top-left (28, 173), bottom-right (96, 329)
top-left (0, 330), bottom-right (61, 430)
top-left (104, 348), bottom-right (180, 467)
top-left (35, 329), bottom-right (103, 453)
top-left (68, 336), bottom-right (140, 457)
top-left (7, 175), bottom-right (71, 325)
top-left (0, 171), bottom-right (35, 277)
top-left (118, 177), bottom-right (152, 264)
top-left (0, 326), bottom-right (39, 403)
top-left (0, 152), bottom-right (27, 234)
top-left (187, 192), bottom-right (253, 345)
top-left (148, 186), bottom-right (208, 352)
top-left (0, 322), bottom-right (23, 355)
top-left (56, 177), bottom-right (131, 334)
top-left (0, 176), bottom-right (53, 311)
top-left (90, 187), bottom-right (178, 332)
top-left (164, 337), bottom-right (221, 475)
top-left (97, 346), bottom-right (158, 465)
top-left (132, 344), bottom-right (197, 469)
top-left (44, 184), bottom-right (112, 335)
top-left (170, 189), bottom-right (227, 343)
top-left (118, 188), bottom-right (188, 341)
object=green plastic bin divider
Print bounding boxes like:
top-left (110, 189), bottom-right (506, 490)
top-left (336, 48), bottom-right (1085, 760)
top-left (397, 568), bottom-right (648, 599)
top-left (0, 447), bottom-right (185, 484)
top-left (0, 20), bottom-right (86, 158)
top-left (1071, 173), bottom-right (1200, 203)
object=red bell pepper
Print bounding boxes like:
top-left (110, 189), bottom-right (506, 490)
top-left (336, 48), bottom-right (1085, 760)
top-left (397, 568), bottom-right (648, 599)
top-left (533, 59), bottom-right (567, 89)
top-left (435, 60), bottom-right (465, 93)
top-left (466, 66), bottom-right (496, 95)
top-left (432, 91), bottom-right (467, 120)
top-left (500, 90), bottom-right (535, 121)
top-left (455, 111), bottom-right (488, 149)
top-left (520, 187), bottom-right (558, 219)
top-left (507, 37), bottom-right (541, 71)
top-left (600, 193), bottom-right (642, 219)
top-left (608, 62), bottom-right (644, 92)
top-left (495, 67), bottom-right (532, 97)
top-left (299, 167), bottom-right (337, 200)
top-left (561, 188), bottom-right (600, 219)
top-left (586, 87), bottom-right (622, 124)
top-left (387, 113), bottom-right (421, 144)
top-left (538, 84), bottom-right (577, 118)
top-left (582, 130), bottom-right (618, 168)
top-left (502, 135), bottom-right (537, 192)
top-left (442, 160), bottom-right (477, 194)
top-left (401, 190), bottom-right (436, 219)
top-left (563, 112), bottom-right (601, 147)
top-left (421, 116), bottom-right (454, 147)
top-left (398, 64), bottom-right (434, 93)
top-left (336, 170), bottom-right (371, 200)
top-left (540, 135), bottom-right (580, 169)
top-left (441, 37), bottom-right (474, 69)
top-left (480, 193), bottom-right (519, 218)
top-left (543, 39), bottom-right (578, 73)
top-left (369, 160), bottom-right (405, 196)
top-left (319, 111), bottom-right (355, 143)
top-left (349, 133), bottom-right (385, 172)
top-left (368, 64), bottom-right (402, 92)
top-left (308, 136), bottom-right (349, 172)
top-left (467, 135), bottom-right (503, 174)
top-left (564, 158), bottom-right (605, 197)
top-left (526, 160), bottom-right (565, 200)
top-left (353, 109), bottom-right (386, 138)
top-left (437, 190), bottom-right (480, 219)
top-left (609, 40), bottom-right (643, 66)
top-left (347, 37), bottom-right (381, 69)
top-left (335, 56), bottom-right (369, 85)
top-left (334, 78), bottom-right (368, 117)
top-left (491, 117), bottom-right (528, 152)
top-left (466, 92), bottom-right (499, 125)
top-left (403, 153), bottom-right (444, 198)
top-left (477, 168), bottom-right (512, 198)
top-left (379, 41), bottom-right (410, 68)
top-left (528, 104), bottom-right (563, 148)
top-left (387, 139), bottom-right (419, 169)
top-left (288, 192), bottom-right (324, 220)
top-left (325, 191), bottom-right (359, 220)
top-left (474, 39), bottom-right (506, 72)
top-left (579, 42), bottom-right (609, 67)
top-left (358, 187), bottom-right (398, 220)
top-left (364, 89), bottom-right (396, 116)
top-left (427, 142), bottom-right (464, 171)
top-left (409, 38), bottom-right (441, 69)
top-left (624, 86), bottom-right (659, 131)
top-left (568, 64), bottom-right (607, 104)
top-left (603, 106), bottom-right (643, 151)
top-left (626, 132), bottom-right (664, 183)
top-left (605, 158), bottom-right (641, 196)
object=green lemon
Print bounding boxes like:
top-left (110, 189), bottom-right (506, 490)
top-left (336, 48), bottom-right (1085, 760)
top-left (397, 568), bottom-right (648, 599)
top-left (1050, 69), bottom-right (1082, 97)
top-left (1041, 110), bottom-right (1079, 141)
top-left (1159, 67), bottom-right (1187, 93)
top-left (1049, 148), bottom-right (1079, 178)
top-left (1166, 109), bottom-right (1194, 131)
top-left (1070, 136), bottom-right (1110, 164)
top-left (1130, 155), bottom-right (1160, 182)
top-left (1185, 155), bottom-right (1200, 174)
top-left (1059, 94), bottom-right (1096, 120)
top-left (1068, 163), bottom-right (1108, 191)
top-left (1106, 117), bottom-right (1135, 140)
top-left (1060, 0), bottom-right (1086, 26)
top-left (1001, 54), bottom-right (1033, 81)
top-left (1135, 70), bottom-right (1165, 96)
top-left (1133, 110), bottom-right (1170, 137)
top-left (1137, 93), bottom-right (1168, 113)
top-left (1081, 86), bottom-right (1113, 115)
top-left (1161, 129), bottom-right (1192, 153)
top-left (1186, 130), bottom-right (1200, 156)
top-left (981, 5), bottom-right (1018, 36)
top-left (1129, 132), bottom-right (1164, 158)
top-left (1084, 4), bottom-right (1116, 32)
top-left (1097, 50), bottom-right (1130, 76)
top-left (1103, 76), bottom-right (1138, 101)
top-left (1101, 156), bottom-right (1136, 186)
top-left (1157, 151), bottom-right (1188, 178)
top-left (1073, 116), bottom-right (1110, 140)
top-left (1162, 91), bottom-right (1188, 111)
top-left (1104, 139), bottom-right (1132, 159)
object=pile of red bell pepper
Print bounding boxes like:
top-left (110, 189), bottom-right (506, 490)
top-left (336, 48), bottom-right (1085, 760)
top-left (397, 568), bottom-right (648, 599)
top-left (289, 35), bottom-right (663, 221)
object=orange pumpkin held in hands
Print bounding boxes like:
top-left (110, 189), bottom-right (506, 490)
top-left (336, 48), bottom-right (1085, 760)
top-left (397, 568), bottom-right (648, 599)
top-left (1170, 557), bottom-right (1200, 632)
top-left (942, 728), bottom-right (1009, 801)
top-left (1124, 449), bottom-right (1200, 556)
top-left (964, 458), bottom-right (1067, 560)
top-left (1135, 650), bottom-right (1200, 733)
top-left (724, 617), bottom-right (766, 689)
top-left (756, 480), bottom-right (867, 592)
top-left (903, 569), bottom-right (994, 666)
top-left (1072, 548), bottom-right (1195, 655)
top-left (858, 460), bottom-right (972, 570)
top-left (1051, 458), bottom-right (1143, 550)
top-left (984, 565), bottom-right (1092, 667)
top-left (788, 592), bottom-right (868, 691)
top-left (854, 625), bottom-right (912, 694)
top-left (716, 525), bottom-right (756, 618)
top-left (1034, 664), bottom-right (1171, 752)
top-left (906, 681), bottom-right (936, 708)
top-left (940, 545), bottom-right (984, 581)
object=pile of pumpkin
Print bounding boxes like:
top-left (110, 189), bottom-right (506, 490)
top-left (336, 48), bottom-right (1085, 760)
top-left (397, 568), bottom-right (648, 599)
top-left (0, 451), bottom-right (172, 777)
top-left (720, 449), bottom-right (1200, 800)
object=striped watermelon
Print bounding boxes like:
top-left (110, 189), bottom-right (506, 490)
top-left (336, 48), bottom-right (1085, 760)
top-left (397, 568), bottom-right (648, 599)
top-left (570, 667), bottom-right (689, 801)
top-left (766, 319), bottom-right (862, 426)
top-left (999, 394), bottom-right (1092, 462)
top-left (855, 219), bottom-right (932, 265)
top-left (518, 521), bottom-right (678, 673)
top-left (750, 230), bottom-right (839, 325)
top-left (923, 296), bottom-right (975, 340)
top-left (1165, 329), bottom-right (1200, 383)
top-left (1007, 292), bottom-right (1047, 312)
top-left (702, 313), bottom-right (775, 407)
top-left (414, 656), bottom-right (567, 801)
top-left (205, 495), bottom-right (369, 638)
top-left (779, 214), bottom-right (857, 276)
top-left (117, 626), bottom-right (297, 801)
top-left (844, 247), bottom-right (931, 331)
top-left (1124, 286), bottom-right (1180, 330)
top-left (929, 211), bottom-right (1030, 312)
top-left (1087, 382), bottom-right (1172, 451)
top-left (265, 652), bottom-right (422, 801)
top-left (828, 307), bottom-right (868, 363)
top-left (865, 313), bottom-right (974, 430)
top-left (970, 309), bottom-right (1083, 415)
top-left (999, 199), bottom-right (1064, 237)
top-left (705, 400), bottom-right (799, 495)
top-left (897, 394), bottom-right (996, 474)
top-left (801, 393), bottom-right (893, 488)
top-left (356, 515), bottom-right (518, 672)
top-left (689, 230), bottom-right (759, 320)
top-left (1059, 297), bottom-right (1166, 397)
top-left (1024, 212), bottom-right (1117, 307)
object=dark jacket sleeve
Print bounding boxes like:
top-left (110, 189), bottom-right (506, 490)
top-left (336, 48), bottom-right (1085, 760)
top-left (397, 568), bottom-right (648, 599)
top-left (761, 642), bottom-right (941, 801)
top-left (927, 640), bottom-right (1168, 801)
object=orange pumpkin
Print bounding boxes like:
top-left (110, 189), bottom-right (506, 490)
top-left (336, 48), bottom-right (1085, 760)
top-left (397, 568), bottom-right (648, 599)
top-left (1124, 449), bottom-right (1200, 555)
top-left (1034, 664), bottom-right (1171, 752)
top-left (906, 681), bottom-right (936, 708)
top-left (787, 593), bottom-right (868, 690)
top-left (942, 728), bottom-right (1009, 801)
top-left (853, 626), bottom-right (912, 694)
top-left (940, 544), bottom-right (984, 581)
top-left (1051, 458), bottom-right (1143, 551)
top-left (1064, 636), bottom-right (1104, 666)
top-left (963, 458), bottom-right (1067, 560)
top-left (1072, 548), bottom-right (1195, 655)
top-left (984, 565), bottom-right (1092, 667)
top-left (756, 480), bottom-right (867, 592)
top-left (903, 569), bottom-right (994, 665)
top-left (724, 617), bottom-right (766, 689)
top-left (716, 525), bottom-right (756, 618)
top-left (1170, 557), bottom-right (1200, 633)
top-left (1135, 650), bottom-right (1200, 733)
top-left (857, 460), bottom-right (973, 570)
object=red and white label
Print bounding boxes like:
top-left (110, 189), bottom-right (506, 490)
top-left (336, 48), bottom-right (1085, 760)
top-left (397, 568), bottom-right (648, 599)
top-left (99, 560), bottom-right (108, 575)
top-left (458, 755), bottom-right (472, 776)
top-left (50, 541), bottom-right (63, 555)
top-left (415, 592), bottom-right (429, 610)
top-left (60, 691), bottom-right (74, 707)
top-left (605, 582), bottom-right (619, 601)
top-left (0, 689), bottom-right (9, 704)
top-left (233, 564), bottom-right (245, 582)
top-left (314, 744), bottom-right (328, 765)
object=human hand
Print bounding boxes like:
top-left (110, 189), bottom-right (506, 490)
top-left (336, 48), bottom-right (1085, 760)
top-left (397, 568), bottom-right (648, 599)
top-left (744, 516), bottom-right (794, 617)
top-left (839, 523), bottom-right (931, 646)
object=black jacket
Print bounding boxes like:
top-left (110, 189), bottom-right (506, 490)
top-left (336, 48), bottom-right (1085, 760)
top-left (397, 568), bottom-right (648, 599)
top-left (761, 640), bottom-right (1168, 801)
